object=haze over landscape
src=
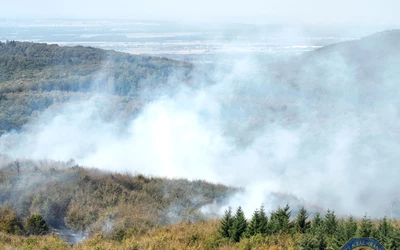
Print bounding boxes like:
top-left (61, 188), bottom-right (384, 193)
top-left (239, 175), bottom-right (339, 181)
top-left (1, 0), bottom-right (400, 25)
top-left (1, 1), bottom-right (400, 249)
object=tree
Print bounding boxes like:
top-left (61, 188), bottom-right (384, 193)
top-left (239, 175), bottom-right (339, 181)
top-left (376, 217), bottom-right (393, 247)
top-left (310, 212), bottom-right (324, 235)
top-left (229, 207), bottom-right (247, 242)
top-left (246, 209), bottom-right (260, 237)
top-left (316, 231), bottom-right (327, 250)
top-left (295, 207), bottom-right (311, 234)
top-left (0, 207), bottom-right (24, 235)
top-left (389, 227), bottom-right (400, 250)
top-left (25, 214), bottom-right (49, 235)
top-left (344, 216), bottom-right (358, 240)
top-left (270, 204), bottom-right (292, 234)
top-left (258, 205), bottom-right (268, 235)
top-left (333, 220), bottom-right (347, 248)
top-left (219, 207), bottom-right (234, 238)
top-left (246, 205), bottom-right (268, 236)
top-left (357, 214), bottom-right (374, 238)
top-left (324, 209), bottom-right (338, 235)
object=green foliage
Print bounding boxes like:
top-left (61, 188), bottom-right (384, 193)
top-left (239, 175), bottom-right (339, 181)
top-left (343, 216), bottom-right (358, 240)
top-left (311, 212), bottom-right (324, 234)
top-left (246, 208), bottom-right (260, 237)
top-left (389, 227), bottom-right (400, 250)
top-left (0, 41), bottom-right (193, 132)
top-left (258, 205), bottom-right (269, 235)
top-left (324, 209), bottom-right (338, 236)
top-left (316, 230), bottom-right (327, 250)
top-left (357, 214), bottom-right (375, 237)
top-left (295, 206), bottom-right (310, 234)
top-left (219, 207), bottom-right (233, 238)
top-left (376, 217), bottom-right (393, 247)
top-left (25, 214), bottom-right (49, 235)
top-left (229, 206), bottom-right (247, 242)
top-left (246, 205), bottom-right (268, 237)
top-left (270, 204), bottom-right (292, 234)
top-left (0, 206), bottom-right (24, 235)
top-left (298, 233), bottom-right (319, 250)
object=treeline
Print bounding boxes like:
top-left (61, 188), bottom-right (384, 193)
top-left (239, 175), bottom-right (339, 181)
top-left (219, 205), bottom-right (400, 249)
top-left (0, 40), bottom-right (192, 92)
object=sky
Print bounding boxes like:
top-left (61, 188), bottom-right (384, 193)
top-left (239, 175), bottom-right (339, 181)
top-left (1, 0), bottom-right (400, 25)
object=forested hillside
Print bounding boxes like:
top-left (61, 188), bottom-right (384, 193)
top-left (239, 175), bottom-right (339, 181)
top-left (0, 41), bottom-right (193, 132)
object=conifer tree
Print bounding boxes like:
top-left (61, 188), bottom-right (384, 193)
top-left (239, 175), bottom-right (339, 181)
top-left (333, 219), bottom-right (347, 247)
top-left (258, 205), bottom-right (268, 235)
top-left (389, 227), bottom-right (400, 250)
top-left (376, 216), bottom-right (392, 247)
top-left (270, 204), bottom-right (292, 234)
top-left (324, 209), bottom-right (338, 235)
top-left (295, 206), bottom-right (311, 234)
top-left (339, 215), bottom-right (358, 242)
top-left (246, 205), bottom-right (269, 236)
top-left (229, 206), bottom-right (247, 242)
top-left (316, 230), bottom-right (327, 250)
top-left (246, 209), bottom-right (260, 237)
top-left (310, 212), bottom-right (324, 235)
top-left (357, 214), bottom-right (374, 238)
top-left (219, 207), bottom-right (234, 238)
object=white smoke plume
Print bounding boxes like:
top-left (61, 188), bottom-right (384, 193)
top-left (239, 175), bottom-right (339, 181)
top-left (1, 32), bottom-right (400, 219)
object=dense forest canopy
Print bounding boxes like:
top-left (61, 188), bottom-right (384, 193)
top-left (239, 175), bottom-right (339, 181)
top-left (0, 40), bottom-right (193, 132)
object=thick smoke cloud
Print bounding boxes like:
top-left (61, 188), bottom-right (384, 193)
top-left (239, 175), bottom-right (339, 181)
top-left (1, 33), bottom-right (400, 219)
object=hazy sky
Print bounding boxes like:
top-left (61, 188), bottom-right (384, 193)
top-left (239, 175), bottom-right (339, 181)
top-left (2, 0), bottom-right (400, 25)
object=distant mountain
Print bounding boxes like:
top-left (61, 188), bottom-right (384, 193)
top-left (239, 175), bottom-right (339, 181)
top-left (272, 29), bottom-right (400, 89)
top-left (312, 29), bottom-right (400, 61)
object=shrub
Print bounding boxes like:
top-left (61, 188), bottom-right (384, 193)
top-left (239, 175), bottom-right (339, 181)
top-left (25, 214), bottom-right (49, 235)
top-left (0, 206), bottom-right (24, 235)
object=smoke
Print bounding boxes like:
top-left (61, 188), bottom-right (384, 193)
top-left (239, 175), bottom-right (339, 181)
top-left (1, 31), bottom-right (400, 219)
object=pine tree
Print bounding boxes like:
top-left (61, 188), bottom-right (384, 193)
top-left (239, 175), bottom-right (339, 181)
top-left (295, 206), bottom-right (311, 234)
top-left (333, 220), bottom-right (347, 248)
top-left (376, 216), bottom-right (392, 247)
top-left (324, 209), bottom-right (338, 236)
top-left (389, 227), bottom-right (400, 250)
top-left (299, 233), bottom-right (319, 250)
top-left (316, 230), bottom-right (327, 250)
top-left (357, 214), bottom-right (374, 238)
top-left (344, 216), bottom-right (358, 240)
top-left (246, 205), bottom-right (268, 236)
top-left (258, 205), bottom-right (268, 235)
top-left (310, 212), bottom-right (324, 235)
top-left (229, 206), bottom-right (247, 242)
top-left (219, 207), bottom-right (234, 238)
top-left (270, 204), bottom-right (292, 234)
top-left (246, 209), bottom-right (260, 237)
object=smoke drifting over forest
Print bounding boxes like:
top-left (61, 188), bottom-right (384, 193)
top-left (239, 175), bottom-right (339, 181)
top-left (1, 30), bottom-right (400, 219)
